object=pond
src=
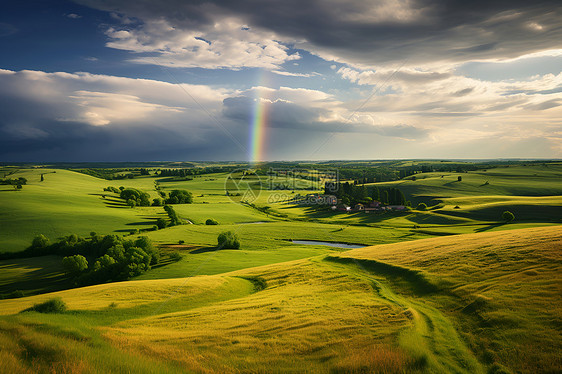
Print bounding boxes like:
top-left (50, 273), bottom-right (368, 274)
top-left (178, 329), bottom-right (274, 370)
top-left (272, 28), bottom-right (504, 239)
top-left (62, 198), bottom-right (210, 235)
top-left (291, 240), bottom-right (366, 249)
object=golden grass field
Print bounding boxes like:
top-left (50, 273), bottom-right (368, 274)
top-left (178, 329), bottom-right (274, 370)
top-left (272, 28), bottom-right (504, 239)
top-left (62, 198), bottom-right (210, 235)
top-left (1, 226), bottom-right (560, 373)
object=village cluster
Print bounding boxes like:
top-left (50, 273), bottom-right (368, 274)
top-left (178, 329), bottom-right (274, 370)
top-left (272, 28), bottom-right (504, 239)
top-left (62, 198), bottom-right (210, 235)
top-left (293, 194), bottom-right (406, 213)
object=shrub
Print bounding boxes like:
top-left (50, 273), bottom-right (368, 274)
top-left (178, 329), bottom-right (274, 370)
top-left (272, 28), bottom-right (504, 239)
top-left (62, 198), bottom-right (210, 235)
top-left (23, 298), bottom-right (67, 313)
top-left (206, 218), bottom-right (219, 225)
top-left (62, 255), bottom-right (88, 275)
top-left (217, 231), bottom-right (240, 249)
top-left (31, 234), bottom-right (50, 249)
top-left (502, 210), bottom-right (515, 222)
top-left (179, 240), bottom-right (185, 244)
top-left (416, 202), bottom-right (427, 210)
top-left (457, 176), bottom-right (462, 182)
top-left (9, 290), bottom-right (25, 298)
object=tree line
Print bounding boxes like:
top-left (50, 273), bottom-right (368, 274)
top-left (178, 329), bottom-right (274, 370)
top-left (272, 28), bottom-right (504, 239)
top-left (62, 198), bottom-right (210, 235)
top-left (326, 182), bottom-right (406, 206)
top-left (157, 166), bottom-right (239, 178)
top-left (0, 177), bottom-right (27, 189)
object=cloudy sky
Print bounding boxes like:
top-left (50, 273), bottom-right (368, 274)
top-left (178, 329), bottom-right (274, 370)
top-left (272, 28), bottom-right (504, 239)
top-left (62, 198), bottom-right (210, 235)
top-left (1, 0), bottom-right (561, 161)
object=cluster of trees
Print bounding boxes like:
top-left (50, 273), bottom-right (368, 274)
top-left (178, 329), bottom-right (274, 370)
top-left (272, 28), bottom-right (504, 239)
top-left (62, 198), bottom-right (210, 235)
top-left (2, 233), bottom-right (160, 285)
top-left (120, 188), bottom-right (151, 207)
top-left (166, 189), bottom-right (192, 204)
top-left (326, 182), bottom-right (406, 206)
top-left (1, 177), bottom-right (27, 189)
top-left (103, 186), bottom-right (191, 207)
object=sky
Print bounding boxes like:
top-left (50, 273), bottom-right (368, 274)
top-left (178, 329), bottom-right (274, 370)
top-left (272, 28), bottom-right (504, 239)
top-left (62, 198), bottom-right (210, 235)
top-left (0, 0), bottom-right (561, 162)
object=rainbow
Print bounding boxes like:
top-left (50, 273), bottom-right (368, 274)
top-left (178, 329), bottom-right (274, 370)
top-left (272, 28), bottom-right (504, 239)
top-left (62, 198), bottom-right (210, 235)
top-left (248, 76), bottom-right (270, 163)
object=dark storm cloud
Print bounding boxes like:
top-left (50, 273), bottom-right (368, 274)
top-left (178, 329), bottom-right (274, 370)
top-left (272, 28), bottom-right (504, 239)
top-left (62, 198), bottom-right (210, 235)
top-left (74, 0), bottom-right (562, 65)
top-left (0, 70), bottom-right (245, 162)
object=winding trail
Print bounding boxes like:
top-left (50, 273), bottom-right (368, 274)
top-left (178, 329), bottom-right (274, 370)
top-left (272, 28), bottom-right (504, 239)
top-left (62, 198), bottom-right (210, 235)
top-left (326, 256), bottom-right (485, 374)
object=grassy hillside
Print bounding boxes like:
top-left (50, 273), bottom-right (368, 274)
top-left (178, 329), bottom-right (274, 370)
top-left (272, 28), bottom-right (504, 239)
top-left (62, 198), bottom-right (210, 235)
top-left (374, 164), bottom-right (562, 202)
top-left (330, 225), bottom-right (562, 374)
top-left (0, 168), bottom-right (162, 251)
top-left (0, 226), bottom-right (559, 373)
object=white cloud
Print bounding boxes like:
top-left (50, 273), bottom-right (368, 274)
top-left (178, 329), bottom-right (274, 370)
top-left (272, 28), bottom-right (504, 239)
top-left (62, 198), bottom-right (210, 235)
top-left (104, 17), bottom-right (300, 70)
top-left (271, 70), bottom-right (321, 78)
top-left (67, 91), bottom-right (184, 126)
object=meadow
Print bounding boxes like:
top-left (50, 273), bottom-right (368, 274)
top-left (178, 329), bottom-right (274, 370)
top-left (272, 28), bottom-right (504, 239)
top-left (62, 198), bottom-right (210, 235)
top-left (0, 161), bottom-right (560, 373)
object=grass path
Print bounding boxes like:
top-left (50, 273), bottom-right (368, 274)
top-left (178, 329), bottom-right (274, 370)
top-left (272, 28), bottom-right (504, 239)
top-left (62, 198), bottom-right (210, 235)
top-left (326, 256), bottom-right (484, 373)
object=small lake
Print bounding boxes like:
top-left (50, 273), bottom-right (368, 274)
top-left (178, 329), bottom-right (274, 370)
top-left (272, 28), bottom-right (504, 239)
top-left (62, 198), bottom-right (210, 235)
top-left (291, 240), bottom-right (366, 249)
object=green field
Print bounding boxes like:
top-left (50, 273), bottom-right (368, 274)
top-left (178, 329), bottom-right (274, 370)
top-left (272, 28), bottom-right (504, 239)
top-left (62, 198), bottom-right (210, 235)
top-left (0, 162), bottom-right (560, 373)
top-left (268, 164), bottom-right (562, 231)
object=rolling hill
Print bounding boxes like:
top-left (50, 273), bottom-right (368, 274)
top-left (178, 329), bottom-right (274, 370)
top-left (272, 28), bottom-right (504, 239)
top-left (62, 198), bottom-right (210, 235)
top-left (0, 226), bottom-right (559, 373)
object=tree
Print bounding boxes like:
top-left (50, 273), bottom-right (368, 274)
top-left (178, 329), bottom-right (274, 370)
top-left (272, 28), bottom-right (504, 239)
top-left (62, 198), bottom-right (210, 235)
top-left (217, 231), bottom-right (240, 249)
top-left (502, 211), bottom-right (515, 223)
top-left (120, 188), bottom-right (150, 206)
top-left (206, 218), bottom-right (219, 225)
top-left (40, 174), bottom-right (44, 182)
top-left (156, 218), bottom-right (168, 229)
top-left (371, 185), bottom-right (380, 201)
top-left (166, 189), bottom-right (192, 204)
top-left (458, 176), bottom-right (462, 182)
top-left (93, 254), bottom-right (116, 272)
top-left (381, 190), bottom-right (389, 204)
top-left (62, 255), bottom-right (88, 275)
top-left (417, 202), bottom-right (427, 210)
top-left (32, 234), bottom-right (50, 249)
